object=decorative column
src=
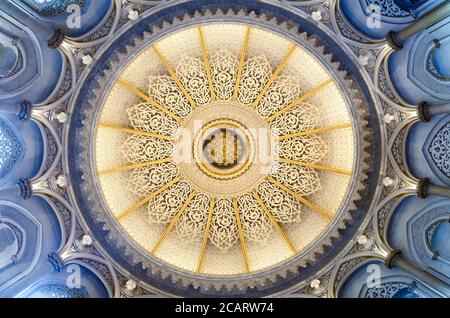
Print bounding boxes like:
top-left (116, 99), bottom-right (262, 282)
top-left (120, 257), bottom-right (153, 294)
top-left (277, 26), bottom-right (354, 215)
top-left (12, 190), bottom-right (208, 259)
top-left (385, 250), bottom-right (450, 297)
top-left (387, 0), bottom-right (450, 50)
top-left (1, 1), bottom-right (64, 48)
top-left (417, 178), bottom-right (450, 199)
top-left (418, 101), bottom-right (450, 122)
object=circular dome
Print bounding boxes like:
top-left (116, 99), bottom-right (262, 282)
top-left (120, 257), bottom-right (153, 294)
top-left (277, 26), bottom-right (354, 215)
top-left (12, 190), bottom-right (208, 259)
top-left (95, 22), bottom-right (357, 272)
top-left (67, 4), bottom-right (381, 297)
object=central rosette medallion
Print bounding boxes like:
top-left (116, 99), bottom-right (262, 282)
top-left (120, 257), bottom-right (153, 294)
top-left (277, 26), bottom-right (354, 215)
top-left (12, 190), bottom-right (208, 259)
top-left (175, 102), bottom-right (272, 196)
top-left (195, 119), bottom-right (252, 179)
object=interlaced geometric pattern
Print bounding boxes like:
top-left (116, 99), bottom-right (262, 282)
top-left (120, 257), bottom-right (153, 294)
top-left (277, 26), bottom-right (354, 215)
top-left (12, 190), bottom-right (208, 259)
top-left (210, 50), bottom-right (239, 101)
top-left (270, 162), bottom-right (322, 197)
top-left (175, 193), bottom-right (210, 243)
top-left (176, 56), bottom-right (211, 106)
top-left (128, 163), bottom-right (179, 197)
top-left (148, 181), bottom-right (192, 223)
top-left (97, 29), bottom-right (355, 269)
top-left (269, 102), bottom-right (320, 136)
top-left (276, 135), bottom-right (327, 163)
top-left (116, 49), bottom-right (330, 250)
top-left (237, 194), bottom-right (272, 243)
top-left (257, 76), bottom-right (302, 117)
top-left (238, 56), bottom-right (273, 106)
top-left (428, 122), bottom-right (450, 178)
top-left (209, 199), bottom-right (239, 251)
top-left (148, 76), bottom-right (192, 117)
top-left (257, 181), bottom-right (303, 223)
top-left (120, 135), bottom-right (173, 164)
top-left (127, 103), bottom-right (179, 136)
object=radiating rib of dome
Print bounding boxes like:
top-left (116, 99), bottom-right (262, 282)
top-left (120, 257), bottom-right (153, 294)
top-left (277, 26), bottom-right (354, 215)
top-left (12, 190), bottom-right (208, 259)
top-left (87, 15), bottom-right (363, 283)
top-left (114, 34), bottom-right (341, 257)
top-left (148, 181), bottom-right (192, 223)
top-left (120, 135), bottom-right (173, 164)
top-left (175, 56), bottom-right (212, 106)
top-left (237, 194), bottom-right (273, 243)
top-left (127, 163), bottom-right (180, 197)
top-left (256, 181), bottom-right (303, 223)
top-left (175, 193), bottom-right (210, 243)
top-left (208, 198), bottom-right (239, 251)
top-left (276, 135), bottom-right (327, 163)
top-left (148, 76), bottom-right (192, 118)
top-left (270, 162), bottom-right (322, 197)
top-left (257, 76), bottom-right (302, 117)
top-left (127, 103), bottom-right (179, 136)
top-left (269, 102), bottom-right (319, 136)
top-left (210, 50), bottom-right (239, 101)
top-left (237, 56), bottom-right (272, 106)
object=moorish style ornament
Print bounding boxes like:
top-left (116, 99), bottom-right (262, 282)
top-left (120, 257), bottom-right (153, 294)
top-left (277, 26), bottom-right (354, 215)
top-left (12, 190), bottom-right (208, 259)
top-left (68, 6), bottom-right (378, 297)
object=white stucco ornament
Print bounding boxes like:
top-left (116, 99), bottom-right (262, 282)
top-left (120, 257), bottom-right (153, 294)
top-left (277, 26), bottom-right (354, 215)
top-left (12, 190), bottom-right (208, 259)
top-left (358, 53), bottom-right (370, 66)
top-left (81, 234), bottom-right (93, 246)
top-left (310, 279), bottom-right (321, 290)
top-left (126, 280), bottom-right (137, 291)
top-left (56, 112), bottom-right (68, 124)
top-left (56, 174), bottom-right (67, 188)
top-left (357, 235), bottom-right (368, 245)
top-left (81, 54), bottom-right (93, 66)
top-left (127, 9), bottom-right (139, 21)
top-left (384, 113), bottom-right (395, 124)
top-left (311, 10), bottom-right (322, 22)
top-left (382, 177), bottom-right (394, 187)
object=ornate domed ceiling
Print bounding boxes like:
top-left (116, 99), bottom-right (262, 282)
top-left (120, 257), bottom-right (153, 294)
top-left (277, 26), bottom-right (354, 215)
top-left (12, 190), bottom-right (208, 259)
top-left (67, 6), bottom-right (381, 296)
top-left (95, 20), bottom-right (362, 275)
top-left (1, 0), bottom-right (449, 299)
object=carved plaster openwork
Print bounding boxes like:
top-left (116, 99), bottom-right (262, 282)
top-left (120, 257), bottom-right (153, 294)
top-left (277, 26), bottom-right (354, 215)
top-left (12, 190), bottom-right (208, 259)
top-left (21, 0), bottom-right (402, 298)
top-left (87, 9), bottom-right (373, 294)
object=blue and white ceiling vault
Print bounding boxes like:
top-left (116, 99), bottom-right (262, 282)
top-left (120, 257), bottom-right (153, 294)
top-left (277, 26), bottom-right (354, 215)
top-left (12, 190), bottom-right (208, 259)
top-left (0, 0), bottom-right (449, 298)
